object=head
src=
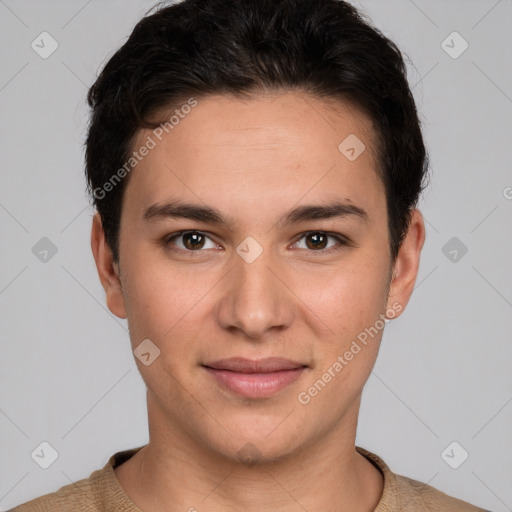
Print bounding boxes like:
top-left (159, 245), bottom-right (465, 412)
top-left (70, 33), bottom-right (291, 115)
top-left (89, 0), bottom-right (427, 464)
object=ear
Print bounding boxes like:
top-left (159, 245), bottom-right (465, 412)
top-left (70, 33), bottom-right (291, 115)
top-left (90, 212), bottom-right (127, 319)
top-left (386, 209), bottom-right (425, 318)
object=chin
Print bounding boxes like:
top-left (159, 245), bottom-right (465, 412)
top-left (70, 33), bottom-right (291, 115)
top-left (202, 413), bottom-right (309, 466)
top-left (220, 436), bottom-right (302, 467)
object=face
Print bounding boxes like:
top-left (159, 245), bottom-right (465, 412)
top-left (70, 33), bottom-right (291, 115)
top-left (92, 91), bottom-right (424, 464)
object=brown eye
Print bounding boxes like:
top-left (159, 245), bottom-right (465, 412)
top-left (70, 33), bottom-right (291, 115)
top-left (293, 231), bottom-right (349, 254)
top-left (305, 232), bottom-right (328, 250)
top-left (182, 232), bottom-right (206, 250)
top-left (165, 231), bottom-right (218, 252)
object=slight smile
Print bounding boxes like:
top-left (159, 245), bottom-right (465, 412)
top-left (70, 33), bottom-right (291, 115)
top-left (202, 357), bottom-right (309, 399)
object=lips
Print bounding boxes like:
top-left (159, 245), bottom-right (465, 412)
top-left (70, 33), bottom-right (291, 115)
top-left (202, 357), bottom-right (307, 398)
top-left (203, 357), bottom-right (306, 373)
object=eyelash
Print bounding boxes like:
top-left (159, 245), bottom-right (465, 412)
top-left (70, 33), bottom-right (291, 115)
top-left (163, 230), bottom-right (350, 256)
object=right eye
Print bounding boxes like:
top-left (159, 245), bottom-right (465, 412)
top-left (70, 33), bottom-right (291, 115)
top-left (164, 231), bottom-right (220, 253)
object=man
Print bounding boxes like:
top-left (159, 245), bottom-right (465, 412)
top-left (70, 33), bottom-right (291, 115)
top-left (12, 0), bottom-right (490, 510)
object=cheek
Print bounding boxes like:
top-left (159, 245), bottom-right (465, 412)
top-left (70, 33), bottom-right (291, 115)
top-left (294, 258), bottom-right (390, 402)
top-left (121, 260), bottom-right (202, 392)
top-left (121, 247), bottom-right (220, 352)
top-left (296, 257), bottom-right (389, 335)
top-left (296, 265), bottom-right (389, 412)
top-left (121, 252), bottom-right (182, 341)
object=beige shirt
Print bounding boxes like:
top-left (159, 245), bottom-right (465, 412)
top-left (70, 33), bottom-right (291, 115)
top-left (11, 445), bottom-right (490, 511)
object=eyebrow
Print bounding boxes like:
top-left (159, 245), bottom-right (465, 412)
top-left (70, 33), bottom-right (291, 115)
top-left (142, 199), bottom-right (369, 228)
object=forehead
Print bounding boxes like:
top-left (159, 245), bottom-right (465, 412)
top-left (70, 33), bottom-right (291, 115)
top-left (124, 91), bottom-right (384, 221)
top-left (139, 91), bottom-right (377, 158)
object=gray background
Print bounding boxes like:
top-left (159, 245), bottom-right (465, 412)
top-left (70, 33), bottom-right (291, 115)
top-left (1, 0), bottom-right (511, 510)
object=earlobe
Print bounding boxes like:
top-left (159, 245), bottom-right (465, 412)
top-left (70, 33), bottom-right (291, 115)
top-left (386, 209), bottom-right (425, 318)
top-left (90, 212), bottom-right (127, 319)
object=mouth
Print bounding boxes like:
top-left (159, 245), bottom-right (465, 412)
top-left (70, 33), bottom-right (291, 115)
top-left (202, 357), bottom-right (308, 399)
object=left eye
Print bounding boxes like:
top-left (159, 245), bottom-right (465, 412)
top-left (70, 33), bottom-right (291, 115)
top-left (292, 232), bottom-right (347, 253)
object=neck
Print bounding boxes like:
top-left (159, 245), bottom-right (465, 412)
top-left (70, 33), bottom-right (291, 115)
top-left (114, 395), bottom-right (383, 512)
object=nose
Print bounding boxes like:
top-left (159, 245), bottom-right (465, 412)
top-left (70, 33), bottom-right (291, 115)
top-left (216, 242), bottom-right (294, 340)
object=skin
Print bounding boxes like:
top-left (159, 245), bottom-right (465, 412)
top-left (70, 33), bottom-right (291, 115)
top-left (91, 91), bottom-right (425, 512)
